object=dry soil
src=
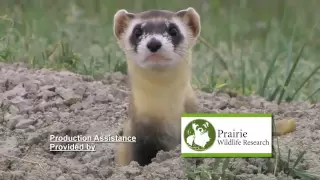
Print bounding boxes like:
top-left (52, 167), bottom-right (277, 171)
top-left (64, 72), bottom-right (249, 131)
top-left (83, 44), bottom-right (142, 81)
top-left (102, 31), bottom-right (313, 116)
top-left (0, 62), bottom-right (319, 180)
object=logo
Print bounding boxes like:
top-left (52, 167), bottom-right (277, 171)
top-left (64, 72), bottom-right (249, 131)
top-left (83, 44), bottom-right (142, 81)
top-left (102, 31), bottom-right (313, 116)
top-left (183, 119), bottom-right (216, 151)
top-left (181, 113), bottom-right (273, 158)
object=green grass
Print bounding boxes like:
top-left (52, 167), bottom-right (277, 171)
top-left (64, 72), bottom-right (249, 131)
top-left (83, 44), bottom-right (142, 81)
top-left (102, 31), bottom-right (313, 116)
top-left (185, 150), bottom-right (320, 179)
top-left (0, 0), bottom-right (319, 179)
top-left (0, 0), bottom-right (319, 103)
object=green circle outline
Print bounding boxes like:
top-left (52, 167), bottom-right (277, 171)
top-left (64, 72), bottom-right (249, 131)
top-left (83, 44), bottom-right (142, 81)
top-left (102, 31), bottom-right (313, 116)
top-left (183, 119), bottom-right (216, 151)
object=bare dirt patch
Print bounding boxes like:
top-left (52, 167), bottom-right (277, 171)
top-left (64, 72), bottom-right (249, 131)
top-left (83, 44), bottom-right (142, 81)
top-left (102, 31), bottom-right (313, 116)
top-left (0, 62), bottom-right (319, 180)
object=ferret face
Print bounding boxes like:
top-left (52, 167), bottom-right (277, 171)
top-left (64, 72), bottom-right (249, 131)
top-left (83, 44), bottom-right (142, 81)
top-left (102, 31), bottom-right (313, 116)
top-left (126, 20), bottom-right (185, 70)
top-left (113, 8), bottom-right (201, 70)
top-left (192, 122), bottom-right (209, 134)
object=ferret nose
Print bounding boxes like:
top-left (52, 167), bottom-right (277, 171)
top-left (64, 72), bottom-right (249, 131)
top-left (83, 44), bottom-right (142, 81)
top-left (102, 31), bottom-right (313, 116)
top-left (147, 38), bottom-right (162, 52)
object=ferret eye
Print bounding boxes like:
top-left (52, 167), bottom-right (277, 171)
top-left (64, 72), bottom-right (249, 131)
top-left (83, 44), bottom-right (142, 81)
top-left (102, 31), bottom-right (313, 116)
top-left (133, 27), bottom-right (143, 38)
top-left (168, 27), bottom-right (178, 37)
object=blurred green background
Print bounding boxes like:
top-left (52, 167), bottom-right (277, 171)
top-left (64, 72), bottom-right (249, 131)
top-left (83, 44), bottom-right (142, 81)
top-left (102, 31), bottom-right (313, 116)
top-left (0, 0), bottom-right (319, 102)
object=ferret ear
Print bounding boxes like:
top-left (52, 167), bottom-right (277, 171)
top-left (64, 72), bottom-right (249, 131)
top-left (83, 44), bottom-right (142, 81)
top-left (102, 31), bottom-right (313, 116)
top-left (205, 122), bottom-right (209, 127)
top-left (175, 7), bottom-right (201, 38)
top-left (113, 9), bottom-right (135, 40)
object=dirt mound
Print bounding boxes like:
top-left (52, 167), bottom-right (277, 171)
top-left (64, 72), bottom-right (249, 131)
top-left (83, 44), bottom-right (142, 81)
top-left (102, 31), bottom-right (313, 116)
top-left (0, 62), bottom-right (319, 180)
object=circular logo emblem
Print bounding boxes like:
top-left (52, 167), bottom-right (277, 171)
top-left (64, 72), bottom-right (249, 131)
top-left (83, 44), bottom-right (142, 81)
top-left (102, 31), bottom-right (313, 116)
top-left (184, 119), bottom-right (216, 151)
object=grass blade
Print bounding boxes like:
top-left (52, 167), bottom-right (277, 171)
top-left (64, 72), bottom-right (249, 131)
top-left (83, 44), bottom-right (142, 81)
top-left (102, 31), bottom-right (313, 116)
top-left (221, 158), bottom-right (231, 178)
top-left (289, 150), bottom-right (306, 176)
top-left (293, 169), bottom-right (320, 180)
top-left (305, 87), bottom-right (320, 101)
top-left (259, 50), bottom-right (281, 96)
top-left (198, 36), bottom-right (233, 80)
top-left (213, 158), bottom-right (222, 171)
top-left (268, 85), bottom-right (281, 101)
top-left (285, 40), bottom-right (293, 78)
top-left (289, 65), bottom-right (320, 100)
top-left (277, 43), bottom-right (306, 104)
top-left (272, 114), bottom-right (283, 175)
top-left (286, 149), bottom-right (291, 171)
top-left (107, 52), bottom-right (111, 72)
top-left (240, 48), bottom-right (245, 94)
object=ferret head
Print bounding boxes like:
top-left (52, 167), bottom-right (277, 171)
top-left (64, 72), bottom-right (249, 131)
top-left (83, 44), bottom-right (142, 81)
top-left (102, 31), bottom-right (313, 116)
top-left (192, 122), bottom-right (209, 134)
top-left (113, 8), bottom-right (201, 70)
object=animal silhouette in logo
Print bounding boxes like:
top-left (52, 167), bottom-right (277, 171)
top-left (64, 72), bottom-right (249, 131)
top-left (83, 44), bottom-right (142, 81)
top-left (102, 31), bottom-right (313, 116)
top-left (186, 121), bottom-right (211, 148)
